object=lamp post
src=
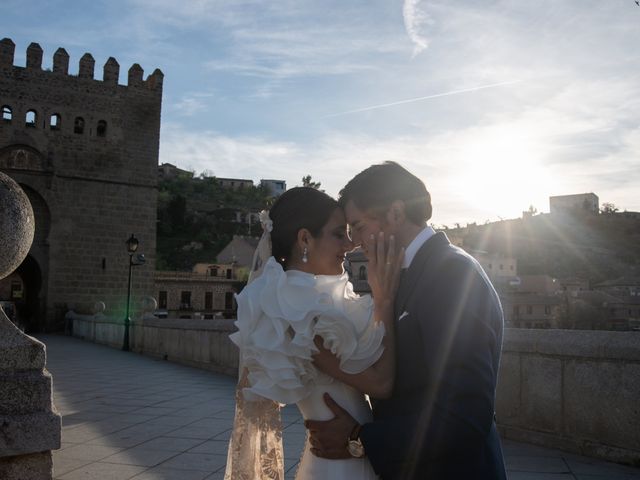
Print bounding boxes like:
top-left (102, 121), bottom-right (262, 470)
top-left (123, 234), bottom-right (139, 351)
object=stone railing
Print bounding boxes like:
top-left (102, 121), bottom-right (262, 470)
top-left (69, 313), bottom-right (640, 466)
top-left (69, 311), bottom-right (238, 376)
top-left (0, 311), bottom-right (61, 479)
top-left (497, 328), bottom-right (640, 465)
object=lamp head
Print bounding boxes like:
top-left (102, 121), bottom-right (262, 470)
top-left (126, 234), bottom-right (139, 253)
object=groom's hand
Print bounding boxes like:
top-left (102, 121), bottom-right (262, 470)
top-left (311, 336), bottom-right (343, 379)
top-left (305, 393), bottom-right (358, 459)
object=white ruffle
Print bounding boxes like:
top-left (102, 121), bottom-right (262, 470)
top-left (230, 257), bottom-right (385, 405)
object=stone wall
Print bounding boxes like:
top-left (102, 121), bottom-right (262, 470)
top-left (69, 316), bottom-right (640, 465)
top-left (497, 328), bottom-right (640, 465)
top-left (0, 37), bottom-right (162, 331)
top-left (70, 313), bottom-right (239, 376)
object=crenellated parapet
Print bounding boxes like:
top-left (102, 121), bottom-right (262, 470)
top-left (26, 42), bottom-right (43, 70)
top-left (103, 57), bottom-right (119, 85)
top-left (0, 37), bottom-right (163, 91)
top-left (52, 48), bottom-right (69, 75)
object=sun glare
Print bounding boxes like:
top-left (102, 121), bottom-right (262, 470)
top-left (452, 125), bottom-right (554, 220)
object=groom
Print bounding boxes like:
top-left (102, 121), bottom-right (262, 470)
top-left (307, 162), bottom-right (507, 479)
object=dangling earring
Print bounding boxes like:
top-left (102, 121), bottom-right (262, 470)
top-left (302, 247), bottom-right (308, 263)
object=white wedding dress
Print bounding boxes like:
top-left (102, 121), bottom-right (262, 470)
top-left (230, 257), bottom-right (384, 479)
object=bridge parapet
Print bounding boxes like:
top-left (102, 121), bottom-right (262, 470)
top-left (69, 308), bottom-right (640, 466)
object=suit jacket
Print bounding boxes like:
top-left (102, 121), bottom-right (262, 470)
top-left (359, 232), bottom-right (507, 480)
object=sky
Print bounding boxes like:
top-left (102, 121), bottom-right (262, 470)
top-left (2, 0), bottom-right (639, 226)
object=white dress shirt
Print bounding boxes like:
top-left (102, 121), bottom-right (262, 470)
top-left (402, 226), bottom-right (436, 269)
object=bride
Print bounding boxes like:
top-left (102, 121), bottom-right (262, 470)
top-left (224, 187), bottom-right (402, 480)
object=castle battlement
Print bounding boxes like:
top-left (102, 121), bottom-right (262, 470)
top-left (0, 38), bottom-right (163, 91)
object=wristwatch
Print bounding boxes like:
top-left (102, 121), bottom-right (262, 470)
top-left (347, 423), bottom-right (365, 458)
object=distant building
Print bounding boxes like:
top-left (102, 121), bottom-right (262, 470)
top-left (158, 162), bottom-right (193, 180)
top-left (192, 262), bottom-right (237, 279)
top-left (216, 235), bottom-right (260, 268)
top-left (558, 277), bottom-right (590, 295)
top-left (346, 250), bottom-right (370, 295)
top-left (515, 275), bottom-right (562, 295)
top-left (549, 193), bottom-right (599, 216)
top-left (566, 290), bottom-right (640, 331)
top-left (217, 178), bottom-right (254, 190)
top-left (260, 179), bottom-right (286, 197)
top-left (471, 251), bottom-right (517, 284)
top-left (154, 265), bottom-right (240, 319)
top-left (592, 277), bottom-right (640, 298)
top-left (502, 293), bottom-right (563, 329)
top-left (233, 211), bottom-right (261, 226)
top-left (604, 296), bottom-right (640, 331)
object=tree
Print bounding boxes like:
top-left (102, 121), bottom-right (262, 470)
top-left (301, 175), bottom-right (322, 190)
top-left (600, 202), bottom-right (619, 214)
top-left (527, 205), bottom-right (538, 215)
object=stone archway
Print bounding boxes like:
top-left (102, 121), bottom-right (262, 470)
top-left (13, 255), bottom-right (42, 333)
top-left (14, 185), bottom-right (51, 332)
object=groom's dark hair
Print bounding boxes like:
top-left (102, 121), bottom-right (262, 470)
top-left (339, 161), bottom-right (432, 224)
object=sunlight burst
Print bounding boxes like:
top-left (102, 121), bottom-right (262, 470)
top-left (453, 125), bottom-right (555, 220)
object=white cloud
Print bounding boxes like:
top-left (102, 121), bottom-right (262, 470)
top-left (171, 92), bottom-right (216, 117)
top-left (403, 0), bottom-right (431, 57)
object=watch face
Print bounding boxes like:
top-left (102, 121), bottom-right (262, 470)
top-left (348, 439), bottom-right (365, 458)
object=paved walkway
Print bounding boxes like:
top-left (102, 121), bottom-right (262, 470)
top-left (41, 335), bottom-right (640, 480)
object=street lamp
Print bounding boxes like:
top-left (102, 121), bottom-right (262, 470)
top-left (123, 234), bottom-right (139, 351)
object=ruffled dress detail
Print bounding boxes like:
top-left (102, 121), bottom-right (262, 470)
top-left (230, 256), bottom-right (385, 405)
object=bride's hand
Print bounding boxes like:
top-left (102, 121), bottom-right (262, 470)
top-left (365, 232), bottom-right (404, 311)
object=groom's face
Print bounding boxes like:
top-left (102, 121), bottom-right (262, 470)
top-left (344, 200), bottom-right (392, 258)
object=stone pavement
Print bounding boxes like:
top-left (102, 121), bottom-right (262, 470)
top-left (41, 334), bottom-right (640, 480)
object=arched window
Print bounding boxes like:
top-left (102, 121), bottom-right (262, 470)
top-left (1, 105), bottom-right (11, 122)
top-left (74, 117), bottom-right (84, 134)
top-left (359, 265), bottom-right (367, 281)
top-left (96, 120), bottom-right (107, 137)
top-left (25, 110), bottom-right (37, 127)
top-left (50, 113), bottom-right (61, 130)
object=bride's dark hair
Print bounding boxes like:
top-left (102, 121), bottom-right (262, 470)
top-left (269, 187), bottom-right (339, 269)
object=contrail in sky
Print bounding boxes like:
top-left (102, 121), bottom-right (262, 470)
top-left (323, 80), bottom-right (522, 118)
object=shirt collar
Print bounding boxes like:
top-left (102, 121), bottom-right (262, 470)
top-left (402, 226), bottom-right (436, 269)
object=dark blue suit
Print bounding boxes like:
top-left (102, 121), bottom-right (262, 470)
top-left (360, 232), bottom-right (507, 479)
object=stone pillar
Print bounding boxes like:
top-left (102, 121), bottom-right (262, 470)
top-left (0, 173), bottom-right (61, 480)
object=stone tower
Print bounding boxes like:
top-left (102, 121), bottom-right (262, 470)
top-left (0, 38), bottom-right (163, 331)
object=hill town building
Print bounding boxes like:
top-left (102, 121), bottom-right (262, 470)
top-left (549, 193), bottom-right (599, 216)
top-left (154, 263), bottom-right (240, 320)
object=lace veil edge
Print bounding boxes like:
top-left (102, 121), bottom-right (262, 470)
top-left (224, 212), bottom-right (285, 480)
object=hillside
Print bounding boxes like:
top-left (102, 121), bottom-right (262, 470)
top-left (156, 174), bottom-right (270, 270)
top-left (450, 212), bottom-right (640, 283)
top-left (157, 174), bottom-right (640, 282)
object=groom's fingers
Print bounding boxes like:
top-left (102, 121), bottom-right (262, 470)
top-left (304, 418), bottom-right (328, 431)
top-left (376, 231), bottom-right (385, 268)
top-left (323, 392), bottom-right (346, 417)
top-left (366, 234), bottom-right (376, 269)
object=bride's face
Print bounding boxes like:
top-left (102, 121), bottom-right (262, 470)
top-left (305, 208), bottom-right (354, 276)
